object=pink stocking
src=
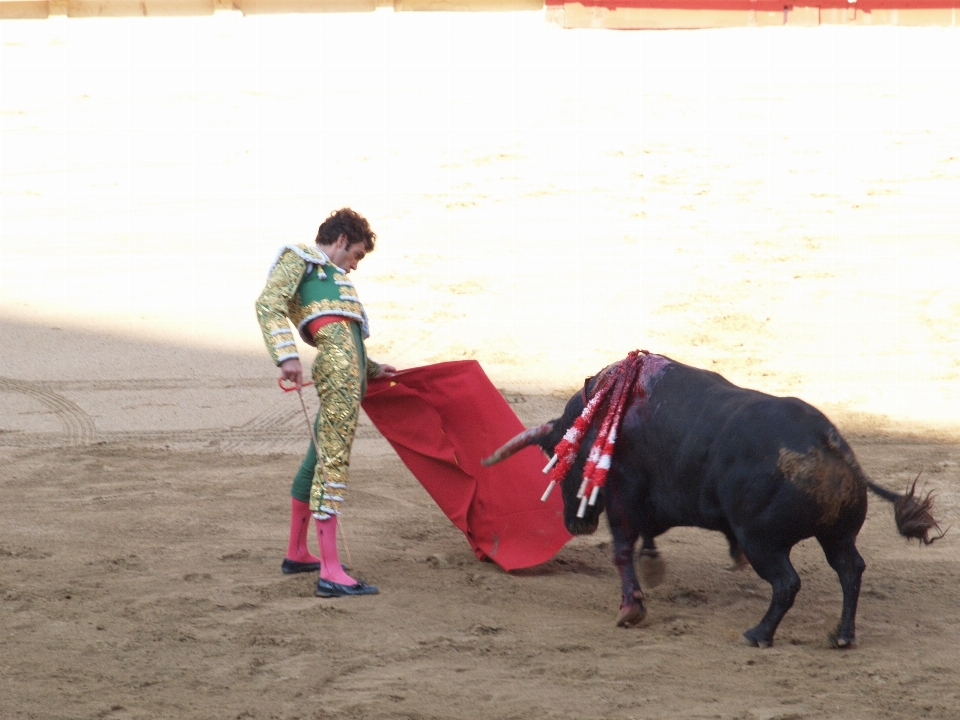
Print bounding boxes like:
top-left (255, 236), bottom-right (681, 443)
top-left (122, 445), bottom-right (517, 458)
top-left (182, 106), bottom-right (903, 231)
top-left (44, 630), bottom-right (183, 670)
top-left (286, 498), bottom-right (322, 564)
top-left (315, 515), bottom-right (356, 586)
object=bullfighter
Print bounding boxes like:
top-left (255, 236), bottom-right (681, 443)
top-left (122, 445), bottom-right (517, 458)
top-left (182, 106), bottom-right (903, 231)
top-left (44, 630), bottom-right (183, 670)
top-left (255, 208), bottom-right (395, 598)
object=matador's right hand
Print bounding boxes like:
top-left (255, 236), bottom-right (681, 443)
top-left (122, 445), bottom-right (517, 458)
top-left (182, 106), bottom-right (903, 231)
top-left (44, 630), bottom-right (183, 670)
top-left (279, 358), bottom-right (304, 390)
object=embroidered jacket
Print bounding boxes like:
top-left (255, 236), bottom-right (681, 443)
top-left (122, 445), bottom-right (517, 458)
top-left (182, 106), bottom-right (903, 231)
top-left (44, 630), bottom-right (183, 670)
top-left (255, 244), bottom-right (379, 376)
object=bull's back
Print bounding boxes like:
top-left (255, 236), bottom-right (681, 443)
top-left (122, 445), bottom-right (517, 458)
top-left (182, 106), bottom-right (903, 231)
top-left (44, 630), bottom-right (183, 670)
top-left (633, 361), bottom-right (868, 538)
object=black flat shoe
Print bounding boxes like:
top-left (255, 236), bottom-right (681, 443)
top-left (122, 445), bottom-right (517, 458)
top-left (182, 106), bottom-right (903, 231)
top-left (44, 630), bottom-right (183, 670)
top-left (281, 558), bottom-right (321, 575)
top-left (315, 577), bottom-right (379, 597)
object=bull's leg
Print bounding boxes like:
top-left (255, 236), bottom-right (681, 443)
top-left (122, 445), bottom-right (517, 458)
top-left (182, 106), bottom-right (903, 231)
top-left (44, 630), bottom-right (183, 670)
top-left (638, 536), bottom-right (666, 588)
top-left (725, 532), bottom-right (750, 572)
top-left (739, 541), bottom-right (801, 648)
top-left (817, 535), bottom-right (866, 648)
top-left (611, 526), bottom-right (646, 628)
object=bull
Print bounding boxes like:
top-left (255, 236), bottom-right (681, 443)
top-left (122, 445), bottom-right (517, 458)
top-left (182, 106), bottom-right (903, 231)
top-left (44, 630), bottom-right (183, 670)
top-left (484, 353), bottom-right (942, 648)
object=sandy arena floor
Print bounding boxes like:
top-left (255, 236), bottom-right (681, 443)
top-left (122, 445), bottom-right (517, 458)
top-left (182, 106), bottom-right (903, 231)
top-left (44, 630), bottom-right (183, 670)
top-left (2, 11), bottom-right (959, 720)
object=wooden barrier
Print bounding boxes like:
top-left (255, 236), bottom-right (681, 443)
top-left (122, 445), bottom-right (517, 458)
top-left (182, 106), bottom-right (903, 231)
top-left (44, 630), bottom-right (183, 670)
top-left (0, 0), bottom-right (956, 23)
top-left (547, 3), bottom-right (781, 26)
top-left (0, 0), bottom-right (49, 17)
top-left (0, 0), bottom-right (218, 16)
top-left (235, 0), bottom-right (541, 10)
top-left (0, 0), bottom-right (542, 16)
top-left (64, 0), bottom-right (215, 15)
top-left (234, 0), bottom-right (380, 13)
top-left (393, 0), bottom-right (542, 8)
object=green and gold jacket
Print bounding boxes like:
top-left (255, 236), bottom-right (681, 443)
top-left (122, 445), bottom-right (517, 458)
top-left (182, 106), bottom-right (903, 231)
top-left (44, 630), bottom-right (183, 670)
top-left (255, 244), bottom-right (373, 367)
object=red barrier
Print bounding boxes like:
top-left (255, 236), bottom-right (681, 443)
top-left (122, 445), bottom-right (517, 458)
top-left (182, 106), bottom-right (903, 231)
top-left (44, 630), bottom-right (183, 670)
top-left (546, 0), bottom-right (959, 8)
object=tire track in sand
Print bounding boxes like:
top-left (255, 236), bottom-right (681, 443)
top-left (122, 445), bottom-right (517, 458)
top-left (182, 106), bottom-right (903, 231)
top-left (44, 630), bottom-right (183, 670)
top-left (0, 377), bottom-right (97, 447)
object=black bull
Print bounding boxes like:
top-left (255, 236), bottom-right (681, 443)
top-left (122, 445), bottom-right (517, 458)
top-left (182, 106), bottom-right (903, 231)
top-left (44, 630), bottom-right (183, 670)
top-left (484, 355), bottom-right (941, 648)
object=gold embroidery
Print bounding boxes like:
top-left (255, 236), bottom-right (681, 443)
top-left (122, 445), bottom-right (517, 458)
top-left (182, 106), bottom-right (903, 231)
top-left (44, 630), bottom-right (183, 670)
top-left (308, 322), bottom-right (363, 515)
top-left (256, 245), bottom-right (368, 357)
top-left (270, 331), bottom-right (297, 356)
top-left (255, 249), bottom-right (308, 365)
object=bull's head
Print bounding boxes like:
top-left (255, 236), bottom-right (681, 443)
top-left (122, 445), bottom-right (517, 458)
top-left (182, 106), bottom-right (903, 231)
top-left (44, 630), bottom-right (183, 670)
top-left (482, 392), bottom-right (604, 536)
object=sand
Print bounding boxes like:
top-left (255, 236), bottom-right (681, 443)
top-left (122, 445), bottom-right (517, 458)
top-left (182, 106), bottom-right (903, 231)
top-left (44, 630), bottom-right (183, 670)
top-left (2, 11), bottom-right (959, 720)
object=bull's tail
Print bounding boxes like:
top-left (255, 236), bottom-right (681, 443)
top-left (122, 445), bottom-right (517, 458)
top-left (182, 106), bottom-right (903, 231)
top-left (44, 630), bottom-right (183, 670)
top-left (866, 473), bottom-right (946, 545)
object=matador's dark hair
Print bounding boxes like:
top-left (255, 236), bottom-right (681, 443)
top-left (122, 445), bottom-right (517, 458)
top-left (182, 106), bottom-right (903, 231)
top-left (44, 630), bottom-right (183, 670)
top-left (315, 208), bottom-right (376, 252)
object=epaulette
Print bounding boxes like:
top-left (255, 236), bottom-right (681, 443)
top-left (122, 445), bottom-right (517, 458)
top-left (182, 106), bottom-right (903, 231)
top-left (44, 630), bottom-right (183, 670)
top-left (266, 243), bottom-right (332, 280)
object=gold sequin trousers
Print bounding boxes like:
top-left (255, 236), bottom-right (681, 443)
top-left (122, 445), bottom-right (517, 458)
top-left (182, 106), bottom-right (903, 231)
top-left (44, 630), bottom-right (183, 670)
top-left (306, 321), bottom-right (363, 518)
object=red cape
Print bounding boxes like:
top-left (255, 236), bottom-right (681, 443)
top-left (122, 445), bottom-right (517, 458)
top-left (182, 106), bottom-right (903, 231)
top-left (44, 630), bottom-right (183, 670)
top-left (361, 360), bottom-right (571, 571)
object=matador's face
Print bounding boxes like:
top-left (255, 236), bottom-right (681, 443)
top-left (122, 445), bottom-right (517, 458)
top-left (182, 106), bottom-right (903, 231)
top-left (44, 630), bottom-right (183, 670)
top-left (325, 233), bottom-right (367, 274)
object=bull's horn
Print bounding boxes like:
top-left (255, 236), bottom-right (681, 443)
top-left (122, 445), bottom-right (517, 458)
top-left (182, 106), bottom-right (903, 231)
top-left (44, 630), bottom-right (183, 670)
top-left (481, 422), bottom-right (554, 466)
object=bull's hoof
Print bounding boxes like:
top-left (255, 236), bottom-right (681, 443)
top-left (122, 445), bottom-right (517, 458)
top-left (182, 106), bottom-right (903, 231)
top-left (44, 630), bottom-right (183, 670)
top-left (828, 630), bottom-right (855, 649)
top-left (741, 629), bottom-right (772, 648)
top-left (616, 602), bottom-right (647, 628)
top-left (639, 552), bottom-right (666, 588)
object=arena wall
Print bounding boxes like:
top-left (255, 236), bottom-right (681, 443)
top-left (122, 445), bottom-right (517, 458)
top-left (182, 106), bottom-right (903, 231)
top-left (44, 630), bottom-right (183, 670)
top-left (0, 0), bottom-right (957, 29)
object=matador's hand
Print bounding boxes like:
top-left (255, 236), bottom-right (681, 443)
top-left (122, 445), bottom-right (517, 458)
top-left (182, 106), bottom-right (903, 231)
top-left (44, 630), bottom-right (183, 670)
top-left (279, 358), bottom-right (304, 389)
top-left (375, 363), bottom-right (398, 378)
